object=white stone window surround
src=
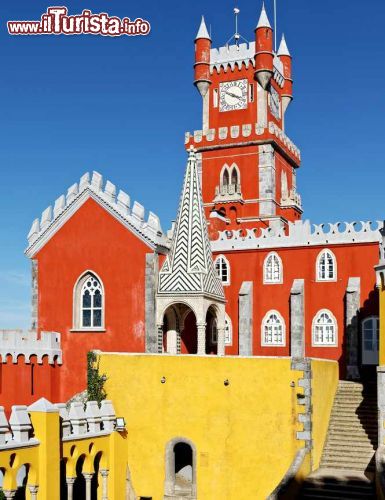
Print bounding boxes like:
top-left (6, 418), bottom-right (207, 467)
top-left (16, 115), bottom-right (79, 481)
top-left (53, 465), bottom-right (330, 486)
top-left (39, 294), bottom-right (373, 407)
top-left (261, 310), bottom-right (286, 347)
top-left (71, 270), bottom-right (106, 332)
top-left (263, 252), bottom-right (283, 284)
top-left (312, 309), bottom-right (338, 347)
top-left (316, 248), bottom-right (337, 282)
top-left (214, 255), bottom-right (230, 286)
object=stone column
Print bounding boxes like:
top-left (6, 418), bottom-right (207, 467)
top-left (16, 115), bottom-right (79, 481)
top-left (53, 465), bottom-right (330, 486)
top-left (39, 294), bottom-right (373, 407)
top-left (83, 473), bottom-right (93, 500)
top-left (145, 254), bottom-right (158, 353)
top-left (258, 144), bottom-right (276, 216)
top-left (290, 279), bottom-right (305, 360)
top-left (28, 485), bottom-right (39, 500)
top-left (156, 324), bottom-right (164, 354)
top-left (100, 469), bottom-right (109, 500)
top-left (217, 327), bottom-right (225, 356)
top-left (3, 491), bottom-right (16, 499)
top-left (346, 277), bottom-right (361, 380)
top-left (197, 323), bottom-right (206, 355)
top-left (166, 330), bottom-right (177, 354)
top-left (66, 477), bottom-right (76, 500)
top-left (239, 282), bottom-right (253, 356)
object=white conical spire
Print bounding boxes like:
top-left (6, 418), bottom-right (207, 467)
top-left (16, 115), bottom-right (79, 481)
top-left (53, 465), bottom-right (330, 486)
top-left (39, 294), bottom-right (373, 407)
top-left (158, 148), bottom-right (224, 300)
top-left (195, 16), bottom-right (211, 41)
top-left (278, 34), bottom-right (291, 56)
top-left (256, 2), bottom-right (271, 29)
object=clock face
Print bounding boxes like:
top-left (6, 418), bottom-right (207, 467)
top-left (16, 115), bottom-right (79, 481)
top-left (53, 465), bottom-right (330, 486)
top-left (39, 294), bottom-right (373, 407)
top-left (269, 86), bottom-right (281, 120)
top-left (219, 79), bottom-right (248, 112)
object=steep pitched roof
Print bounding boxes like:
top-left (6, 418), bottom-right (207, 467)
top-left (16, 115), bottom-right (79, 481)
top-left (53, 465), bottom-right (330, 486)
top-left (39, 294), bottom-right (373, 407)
top-left (195, 16), bottom-right (211, 41)
top-left (25, 171), bottom-right (170, 258)
top-left (158, 149), bottom-right (224, 300)
top-left (256, 2), bottom-right (271, 29)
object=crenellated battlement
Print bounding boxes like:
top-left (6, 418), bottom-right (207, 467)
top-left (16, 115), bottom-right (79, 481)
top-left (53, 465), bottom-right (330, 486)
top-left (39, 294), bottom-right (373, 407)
top-left (185, 121), bottom-right (300, 162)
top-left (210, 42), bottom-right (284, 88)
top-left (0, 398), bottom-right (117, 451)
top-left (211, 219), bottom-right (383, 252)
top-left (0, 330), bottom-right (62, 364)
top-left (26, 171), bottom-right (170, 257)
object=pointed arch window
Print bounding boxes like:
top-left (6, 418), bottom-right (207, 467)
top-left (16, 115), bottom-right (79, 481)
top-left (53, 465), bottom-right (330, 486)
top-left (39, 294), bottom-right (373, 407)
top-left (218, 164), bottom-right (241, 197)
top-left (262, 311), bottom-right (285, 346)
top-left (316, 249), bottom-right (337, 281)
top-left (312, 310), bottom-right (337, 346)
top-left (263, 252), bottom-right (283, 284)
top-left (73, 272), bottom-right (105, 331)
top-left (214, 255), bottom-right (230, 285)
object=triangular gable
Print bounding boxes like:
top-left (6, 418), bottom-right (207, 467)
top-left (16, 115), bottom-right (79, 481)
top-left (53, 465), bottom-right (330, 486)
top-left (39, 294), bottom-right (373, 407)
top-left (25, 171), bottom-right (170, 258)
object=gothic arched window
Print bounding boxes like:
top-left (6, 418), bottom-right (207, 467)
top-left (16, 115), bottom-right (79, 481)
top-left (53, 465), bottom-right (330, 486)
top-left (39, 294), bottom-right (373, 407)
top-left (312, 310), bottom-right (337, 346)
top-left (73, 272), bottom-right (104, 330)
top-left (316, 249), bottom-right (337, 281)
top-left (262, 311), bottom-right (285, 346)
top-left (263, 252), bottom-right (283, 284)
top-left (214, 255), bottom-right (230, 285)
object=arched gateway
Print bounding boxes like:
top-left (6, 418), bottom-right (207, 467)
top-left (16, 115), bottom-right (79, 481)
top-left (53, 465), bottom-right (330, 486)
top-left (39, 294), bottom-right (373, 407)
top-left (156, 149), bottom-right (226, 356)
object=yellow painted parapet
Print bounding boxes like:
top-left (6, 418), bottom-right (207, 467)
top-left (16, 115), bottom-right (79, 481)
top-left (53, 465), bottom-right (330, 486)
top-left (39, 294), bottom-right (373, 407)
top-left (0, 398), bottom-right (127, 499)
top-left (98, 353), bottom-right (339, 499)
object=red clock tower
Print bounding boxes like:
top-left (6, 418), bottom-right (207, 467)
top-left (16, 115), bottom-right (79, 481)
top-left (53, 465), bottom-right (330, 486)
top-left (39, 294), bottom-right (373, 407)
top-left (187, 5), bottom-right (302, 237)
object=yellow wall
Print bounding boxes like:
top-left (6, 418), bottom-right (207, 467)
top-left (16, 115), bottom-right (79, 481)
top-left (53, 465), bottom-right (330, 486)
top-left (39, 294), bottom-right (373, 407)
top-left (99, 354), bottom-right (308, 499)
top-left (310, 359), bottom-right (339, 469)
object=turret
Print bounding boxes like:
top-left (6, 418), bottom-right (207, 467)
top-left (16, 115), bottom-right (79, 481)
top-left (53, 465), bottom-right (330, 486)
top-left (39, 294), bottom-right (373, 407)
top-left (254, 3), bottom-right (274, 90)
top-left (278, 34), bottom-right (293, 115)
top-left (194, 16), bottom-right (212, 97)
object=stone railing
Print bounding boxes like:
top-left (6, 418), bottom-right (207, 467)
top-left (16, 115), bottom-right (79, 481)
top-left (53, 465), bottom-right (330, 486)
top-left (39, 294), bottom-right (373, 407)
top-left (0, 330), bottom-right (62, 364)
top-left (26, 171), bottom-right (170, 256)
top-left (281, 188), bottom-right (302, 210)
top-left (211, 219), bottom-right (383, 252)
top-left (214, 183), bottom-right (242, 202)
top-left (185, 121), bottom-right (301, 161)
top-left (56, 400), bottom-right (117, 439)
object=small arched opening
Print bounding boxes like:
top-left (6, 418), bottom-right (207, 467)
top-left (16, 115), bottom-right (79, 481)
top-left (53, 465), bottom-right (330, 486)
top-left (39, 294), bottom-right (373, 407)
top-left (165, 438), bottom-right (196, 499)
top-left (161, 304), bottom-right (197, 355)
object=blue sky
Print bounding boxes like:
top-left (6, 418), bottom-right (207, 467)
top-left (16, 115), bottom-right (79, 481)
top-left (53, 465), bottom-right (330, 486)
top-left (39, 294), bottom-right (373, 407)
top-left (0, 0), bottom-right (384, 328)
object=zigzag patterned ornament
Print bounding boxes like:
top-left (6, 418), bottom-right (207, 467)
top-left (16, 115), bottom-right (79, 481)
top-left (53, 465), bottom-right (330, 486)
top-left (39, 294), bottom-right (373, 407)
top-left (158, 149), bottom-right (224, 300)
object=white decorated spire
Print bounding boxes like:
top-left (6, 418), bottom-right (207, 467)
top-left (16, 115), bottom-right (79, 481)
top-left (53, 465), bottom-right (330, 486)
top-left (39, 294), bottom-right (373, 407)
top-left (158, 148), bottom-right (224, 300)
top-left (195, 16), bottom-right (211, 41)
top-left (278, 34), bottom-right (291, 57)
top-left (256, 2), bottom-right (271, 29)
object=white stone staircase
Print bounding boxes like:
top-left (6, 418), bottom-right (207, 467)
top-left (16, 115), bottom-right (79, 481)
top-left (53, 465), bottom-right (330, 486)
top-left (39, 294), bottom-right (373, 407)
top-left (300, 380), bottom-right (377, 499)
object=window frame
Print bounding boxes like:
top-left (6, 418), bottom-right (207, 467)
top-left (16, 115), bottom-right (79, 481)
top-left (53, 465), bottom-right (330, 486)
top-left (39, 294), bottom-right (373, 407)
top-left (72, 271), bottom-right (106, 332)
top-left (312, 309), bottom-right (338, 347)
top-left (214, 255), bottom-right (230, 286)
top-left (224, 313), bottom-right (233, 346)
top-left (261, 310), bottom-right (286, 347)
top-left (316, 249), bottom-right (337, 282)
top-left (263, 252), bottom-right (283, 285)
top-left (362, 316), bottom-right (379, 353)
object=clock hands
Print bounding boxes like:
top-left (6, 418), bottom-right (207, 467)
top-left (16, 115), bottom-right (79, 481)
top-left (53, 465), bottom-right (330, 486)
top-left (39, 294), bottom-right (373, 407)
top-left (225, 90), bottom-right (242, 100)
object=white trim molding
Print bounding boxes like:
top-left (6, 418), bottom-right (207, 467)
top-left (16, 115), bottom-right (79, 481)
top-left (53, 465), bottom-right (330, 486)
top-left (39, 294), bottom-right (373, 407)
top-left (263, 251), bottom-right (283, 284)
top-left (73, 270), bottom-right (105, 332)
top-left (214, 255), bottom-right (231, 286)
top-left (312, 309), bottom-right (338, 347)
top-left (316, 248), bottom-right (337, 282)
top-left (261, 310), bottom-right (286, 347)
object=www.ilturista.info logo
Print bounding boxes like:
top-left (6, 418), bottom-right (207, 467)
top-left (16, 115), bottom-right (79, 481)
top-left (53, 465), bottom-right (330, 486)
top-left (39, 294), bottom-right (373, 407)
top-left (7, 6), bottom-right (151, 36)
